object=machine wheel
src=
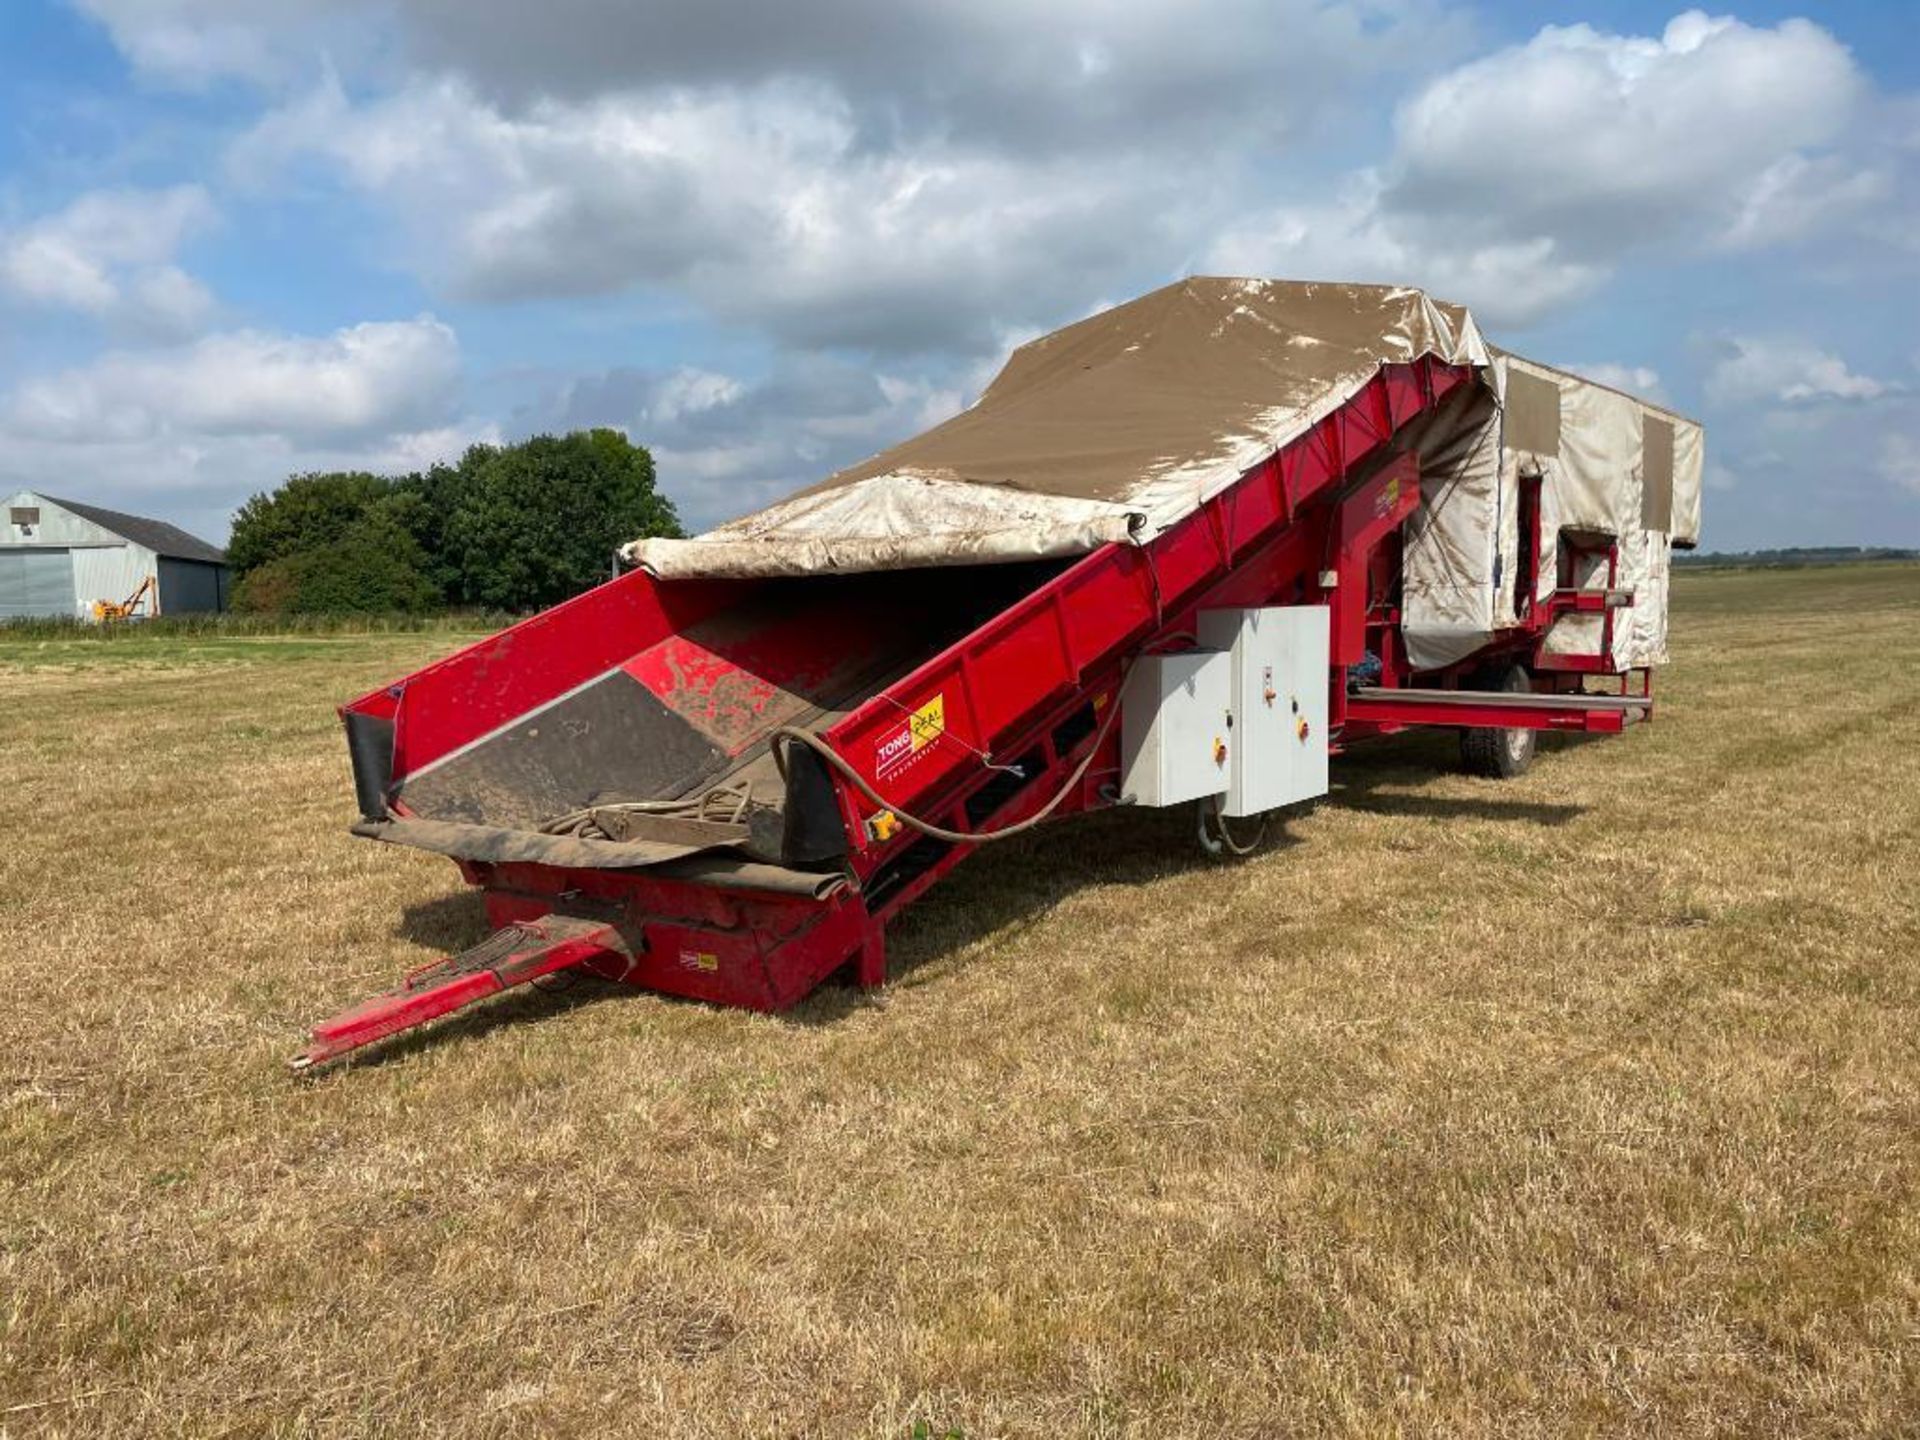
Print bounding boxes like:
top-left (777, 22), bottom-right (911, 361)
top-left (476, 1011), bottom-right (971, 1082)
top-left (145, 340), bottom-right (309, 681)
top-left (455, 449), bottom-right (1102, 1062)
top-left (1460, 663), bottom-right (1537, 779)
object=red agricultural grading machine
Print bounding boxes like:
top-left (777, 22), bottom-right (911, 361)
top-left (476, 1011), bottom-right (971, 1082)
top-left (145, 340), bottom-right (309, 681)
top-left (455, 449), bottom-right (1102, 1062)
top-left (294, 280), bottom-right (1700, 1069)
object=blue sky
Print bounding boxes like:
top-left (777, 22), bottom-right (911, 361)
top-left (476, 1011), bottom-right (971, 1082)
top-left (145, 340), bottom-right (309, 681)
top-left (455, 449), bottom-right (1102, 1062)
top-left (1, 1), bottom-right (1915, 550)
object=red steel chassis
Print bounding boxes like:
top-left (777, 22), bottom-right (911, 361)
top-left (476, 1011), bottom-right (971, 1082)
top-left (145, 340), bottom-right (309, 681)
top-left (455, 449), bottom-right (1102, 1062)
top-left (296, 357), bottom-right (1649, 1067)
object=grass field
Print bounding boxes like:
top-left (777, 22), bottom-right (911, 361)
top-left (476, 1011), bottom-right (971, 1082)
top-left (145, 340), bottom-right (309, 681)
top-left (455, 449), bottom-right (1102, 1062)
top-left (3, 563), bottom-right (1918, 1437)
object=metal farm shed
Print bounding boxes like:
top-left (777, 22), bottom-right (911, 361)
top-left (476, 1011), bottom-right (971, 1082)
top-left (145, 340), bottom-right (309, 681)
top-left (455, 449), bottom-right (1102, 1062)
top-left (2, 490), bottom-right (229, 620)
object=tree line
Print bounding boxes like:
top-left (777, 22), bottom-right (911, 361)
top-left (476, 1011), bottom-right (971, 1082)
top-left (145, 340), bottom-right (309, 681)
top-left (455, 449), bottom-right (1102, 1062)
top-left (1671, 545), bottom-right (1919, 570)
top-left (228, 429), bottom-right (682, 614)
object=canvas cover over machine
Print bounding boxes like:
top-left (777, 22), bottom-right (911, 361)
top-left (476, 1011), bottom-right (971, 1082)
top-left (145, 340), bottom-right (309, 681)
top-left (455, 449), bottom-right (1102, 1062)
top-left (627, 278), bottom-right (1702, 673)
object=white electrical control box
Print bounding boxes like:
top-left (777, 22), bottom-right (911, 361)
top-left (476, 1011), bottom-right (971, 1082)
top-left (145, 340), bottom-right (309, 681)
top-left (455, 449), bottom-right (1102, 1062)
top-left (1195, 606), bottom-right (1330, 816)
top-left (1119, 650), bottom-right (1232, 807)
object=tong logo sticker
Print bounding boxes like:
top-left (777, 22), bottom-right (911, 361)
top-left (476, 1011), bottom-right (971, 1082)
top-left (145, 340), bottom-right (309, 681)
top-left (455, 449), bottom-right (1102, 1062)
top-left (876, 693), bottom-right (946, 779)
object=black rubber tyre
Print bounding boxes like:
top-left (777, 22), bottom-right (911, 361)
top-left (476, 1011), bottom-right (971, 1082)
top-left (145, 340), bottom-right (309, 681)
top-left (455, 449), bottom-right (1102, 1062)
top-left (1460, 663), bottom-right (1537, 779)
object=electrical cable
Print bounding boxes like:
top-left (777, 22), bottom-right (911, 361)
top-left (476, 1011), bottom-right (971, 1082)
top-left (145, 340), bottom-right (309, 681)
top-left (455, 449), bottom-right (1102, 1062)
top-left (1197, 793), bottom-right (1267, 858)
top-left (769, 668), bottom-right (1130, 846)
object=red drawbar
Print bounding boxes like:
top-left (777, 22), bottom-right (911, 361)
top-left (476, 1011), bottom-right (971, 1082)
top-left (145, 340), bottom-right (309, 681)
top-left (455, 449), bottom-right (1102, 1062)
top-left (292, 917), bottom-right (628, 1069)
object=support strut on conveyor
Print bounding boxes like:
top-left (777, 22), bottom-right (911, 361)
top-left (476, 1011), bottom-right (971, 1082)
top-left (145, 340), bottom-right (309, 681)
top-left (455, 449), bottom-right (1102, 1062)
top-left (1345, 686), bottom-right (1651, 733)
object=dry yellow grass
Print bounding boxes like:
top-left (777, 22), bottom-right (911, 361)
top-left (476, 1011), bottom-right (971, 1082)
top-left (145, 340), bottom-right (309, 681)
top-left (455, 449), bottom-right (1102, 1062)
top-left (3, 564), bottom-right (1919, 1438)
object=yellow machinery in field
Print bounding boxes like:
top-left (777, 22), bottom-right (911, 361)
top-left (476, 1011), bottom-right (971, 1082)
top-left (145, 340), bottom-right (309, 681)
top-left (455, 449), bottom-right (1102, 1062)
top-left (93, 575), bottom-right (157, 622)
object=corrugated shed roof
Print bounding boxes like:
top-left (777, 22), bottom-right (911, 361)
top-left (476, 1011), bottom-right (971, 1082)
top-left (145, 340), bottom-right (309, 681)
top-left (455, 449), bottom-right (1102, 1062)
top-left (42, 494), bottom-right (227, 564)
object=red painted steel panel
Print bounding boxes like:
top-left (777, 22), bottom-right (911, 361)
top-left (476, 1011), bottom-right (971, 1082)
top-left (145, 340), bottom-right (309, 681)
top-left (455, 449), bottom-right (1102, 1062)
top-left (353, 568), bottom-right (739, 778)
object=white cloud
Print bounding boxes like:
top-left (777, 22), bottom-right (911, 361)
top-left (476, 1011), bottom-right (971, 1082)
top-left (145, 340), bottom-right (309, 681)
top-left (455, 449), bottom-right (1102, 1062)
top-left (89, 0), bottom-right (1452, 156)
top-left (262, 15), bottom-right (1860, 346)
top-left (1208, 12), bottom-right (1875, 327)
top-left (1205, 179), bottom-right (1606, 327)
top-left (367, 420), bottom-right (504, 474)
top-left (0, 186), bottom-right (217, 337)
top-left (1567, 364), bottom-right (1665, 403)
top-left (69, 0), bottom-right (341, 86)
top-left (70, 4), bottom-right (1914, 364)
top-left (375, 0), bottom-right (1447, 138)
top-left (1706, 337), bottom-right (1896, 407)
top-left (1389, 13), bottom-right (1861, 242)
top-left (233, 75), bottom-right (1196, 352)
top-left (199, 6), bottom-right (1901, 359)
top-left (535, 351), bottom-right (971, 529)
top-left (1722, 153), bottom-right (1889, 250)
top-left (1880, 434), bottom-right (1920, 498)
top-left (642, 369), bottom-right (745, 426)
top-left (5, 316), bottom-right (462, 444)
top-left (0, 316), bottom-right (479, 543)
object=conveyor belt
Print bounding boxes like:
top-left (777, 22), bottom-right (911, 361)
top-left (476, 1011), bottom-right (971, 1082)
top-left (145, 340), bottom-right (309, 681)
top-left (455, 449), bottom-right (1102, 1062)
top-left (385, 562), bottom-right (1062, 840)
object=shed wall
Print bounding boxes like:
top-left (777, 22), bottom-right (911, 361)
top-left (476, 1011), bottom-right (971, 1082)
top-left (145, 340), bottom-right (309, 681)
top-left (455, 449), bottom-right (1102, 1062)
top-left (0, 551), bottom-right (76, 617)
top-left (158, 557), bottom-right (226, 613)
top-left (72, 544), bottom-right (153, 617)
top-left (5, 493), bottom-right (122, 548)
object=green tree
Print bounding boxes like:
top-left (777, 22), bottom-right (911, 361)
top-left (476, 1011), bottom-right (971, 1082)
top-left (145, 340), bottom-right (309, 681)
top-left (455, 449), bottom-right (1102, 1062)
top-left (226, 429), bottom-right (679, 614)
top-left (226, 471), bottom-right (394, 574)
top-left (232, 506), bottom-right (441, 614)
top-left (439, 429), bottom-right (680, 610)
top-left (389, 461), bottom-right (464, 599)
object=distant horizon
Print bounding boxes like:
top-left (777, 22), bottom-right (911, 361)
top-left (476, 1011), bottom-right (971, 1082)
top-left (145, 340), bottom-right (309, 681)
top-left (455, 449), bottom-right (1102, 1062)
top-left (1674, 545), bottom-right (1919, 560)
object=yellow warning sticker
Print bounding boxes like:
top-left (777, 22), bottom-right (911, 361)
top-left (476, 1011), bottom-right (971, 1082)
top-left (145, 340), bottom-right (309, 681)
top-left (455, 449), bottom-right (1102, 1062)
top-left (1374, 474), bottom-right (1401, 518)
top-left (679, 949), bottom-right (720, 972)
top-left (876, 692), bottom-right (946, 779)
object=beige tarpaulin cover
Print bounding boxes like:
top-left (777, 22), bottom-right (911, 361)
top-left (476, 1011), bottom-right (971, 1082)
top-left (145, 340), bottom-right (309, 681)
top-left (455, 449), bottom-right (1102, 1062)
top-left (1399, 349), bottom-right (1701, 669)
top-left (626, 277), bottom-right (1702, 672)
top-left (627, 279), bottom-right (1488, 577)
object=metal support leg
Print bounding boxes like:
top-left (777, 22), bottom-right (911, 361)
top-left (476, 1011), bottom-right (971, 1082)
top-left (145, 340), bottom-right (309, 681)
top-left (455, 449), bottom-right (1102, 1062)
top-left (856, 922), bottom-right (888, 990)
